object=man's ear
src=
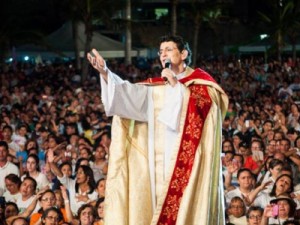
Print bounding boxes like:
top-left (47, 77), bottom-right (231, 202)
top-left (181, 49), bottom-right (188, 61)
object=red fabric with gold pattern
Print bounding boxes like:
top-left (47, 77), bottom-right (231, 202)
top-left (157, 69), bottom-right (213, 225)
top-left (180, 68), bottom-right (217, 84)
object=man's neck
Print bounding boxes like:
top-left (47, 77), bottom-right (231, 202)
top-left (172, 64), bottom-right (186, 75)
top-left (0, 160), bottom-right (8, 168)
top-left (22, 194), bottom-right (32, 201)
top-left (3, 138), bottom-right (12, 142)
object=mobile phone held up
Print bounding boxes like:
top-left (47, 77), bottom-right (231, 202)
top-left (272, 204), bottom-right (279, 217)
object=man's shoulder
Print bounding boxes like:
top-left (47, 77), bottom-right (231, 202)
top-left (226, 187), bottom-right (241, 197)
top-left (181, 67), bottom-right (217, 84)
top-left (4, 161), bottom-right (19, 171)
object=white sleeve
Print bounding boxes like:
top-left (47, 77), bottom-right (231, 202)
top-left (157, 82), bottom-right (185, 131)
top-left (100, 70), bottom-right (149, 122)
top-left (57, 174), bottom-right (74, 189)
top-left (38, 173), bottom-right (50, 189)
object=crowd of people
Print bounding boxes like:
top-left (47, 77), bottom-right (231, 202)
top-left (0, 53), bottom-right (300, 225)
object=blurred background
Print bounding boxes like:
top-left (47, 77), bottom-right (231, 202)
top-left (1, 0), bottom-right (300, 78)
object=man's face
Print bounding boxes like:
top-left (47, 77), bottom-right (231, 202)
top-left (159, 41), bottom-right (185, 67)
top-left (2, 128), bottom-right (12, 140)
top-left (247, 210), bottom-right (262, 225)
top-left (0, 146), bottom-right (8, 163)
top-left (20, 179), bottom-right (35, 198)
top-left (280, 140), bottom-right (290, 153)
top-left (229, 200), bottom-right (245, 218)
top-left (267, 140), bottom-right (276, 154)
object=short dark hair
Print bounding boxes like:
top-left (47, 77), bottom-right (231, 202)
top-left (2, 125), bottom-right (13, 133)
top-left (95, 197), bottom-right (105, 220)
top-left (158, 34), bottom-right (192, 66)
top-left (0, 141), bottom-right (9, 151)
top-left (11, 217), bottom-right (28, 225)
top-left (237, 168), bottom-right (253, 179)
top-left (22, 176), bottom-right (37, 192)
top-left (270, 174), bottom-right (294, 196)
top-left (246, 206), bottom-right (263, 219)
top-left (77, 204), bottom-right (96, 220)
top-left (41, 207), bottom-right (63, 224)
top-left (75, 165), bottom-right (96, 194)
top-left (5, 174), bottom-right (22, 188)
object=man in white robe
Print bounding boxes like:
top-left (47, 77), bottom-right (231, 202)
top-left (87, 35), bottom-right (228, 225)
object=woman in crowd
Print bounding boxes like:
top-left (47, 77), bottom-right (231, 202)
top-left (59, 162), bottom-right (73, 179)
top-left (251, 174), bottom-right (295, 208)
top-left (21, 154), bottom-right (49, 191)
top-left (222, 139), bottom-right (235, 153)
top-left (47, 149), bottom-right (98, 215)
top-left (94, 198), bottom-right (105, 225)
top-left (91, 145), bottom-right (108, 181)
top-left (10, 218), bottom-right (29, 225)
top-left (41, 207), bottom-right (63, 225)
top-left (260, 158), bottom-right (284, 193)
top-left (225, 168), bottom-right (256, 206)
top-left (95, 179), bottom-right (106, 199)
top-left (246, 206), bottom-right (263, 225)
top-left (3, 174), bottom-right (22, 203)
top-left (75, 204), bottom-right (96, 225)
top-left (4, 202), bottom-right (19, 219)
top-left (30, 187), bottom-right (72, 225)
top-left (287, 103), bottom-right (300, 131)
top-left (260, 194), bottom-right (296, 225)
top-left (226, 196), bottom-right (247, 225)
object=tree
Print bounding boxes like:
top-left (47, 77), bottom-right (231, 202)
top-left (125, 0), bottom-right (132, 65)
top-left (170, 0), bottom-right (179, 35)
top-left (186, 1), bottom-right (223, 67)
top-left (0, 0), bottom-right (55, 66)
top-left (257, 0), bottom-right (300, 62)
top-left (61, 0), bottom-right (126, 81)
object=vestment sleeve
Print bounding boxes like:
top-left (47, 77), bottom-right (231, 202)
top-left (100, 70), bottom-right (149, 122)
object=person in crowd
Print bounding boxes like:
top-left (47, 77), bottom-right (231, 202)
top-left (246, 206), bottom-right (263, 225)
top-left (59, 162), bottom-right (73, 179)
top-left (224, 154), bottom-right (244, 190)
top-left (74, 204), bottom-right (96, 225)
top-left (283, 220), bottom-right (300, 225)
top-left (4, 202), bottom-right (19, 219)
top-left (260, 120), bottom-right (274, 144)
top-left (95, 178), bottom-right (106, 199)
top-left (225, 168), bottom-right (256, 206)
top-left (91, 145), bottom-right (108, 181)
top-left (1, 125), bottom-right (21, 157)
top-left (30, 187), bottom-right (72, 225)
top-left (21, 154), bottom-right (49, 191)
top-left (0, 141), bottom-right (20, 195)
top-left (47, 149), bottom-right (98, 215)
top-left (250, 174), bottom-right (295, 208)
top-left (222, 151), bottom-right (234, 172)
top-left (10, 217), bottom-right (29, 225)
top-left (87, 34), bottom-right (228, 224)
top-left (222, 139), bottom-right (235, 153)
top-left (40, 207), bottom-right (63, 225)
top-left (238, 141), bottom-right (261, 175)
top-left (12, 124), bottom-right (28, 151)
top-left (3, 174), bottom-right (22, 203)
top-left (287, 104), bottom-right (300, 131)
top-left (260, 194), bottom-right (296, 225)
top-left (15, 177), bottom-right (40, 214)
top-left (226, 196), bottom-right (247, 225)
top-left (260, 158), bottom-right (284, 193)
top-left (94, 197), bottom-right (105, 225)
top-left (232, 132), bottom-right (244, 153)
